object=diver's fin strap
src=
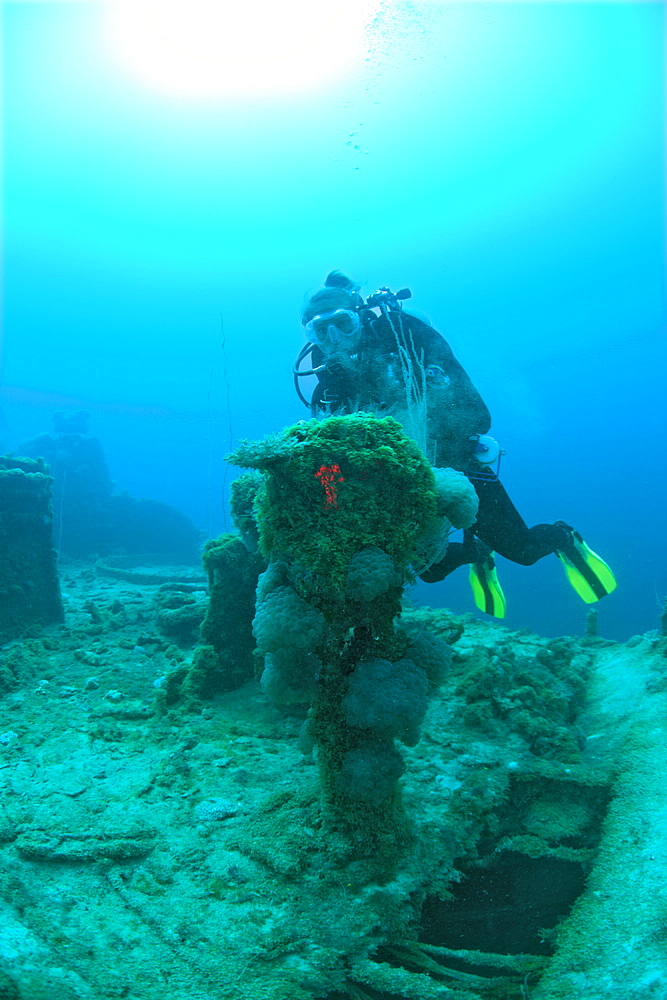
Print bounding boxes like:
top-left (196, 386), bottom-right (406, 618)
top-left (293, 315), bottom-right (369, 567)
top-left (469, 555), bottom-right (506, 619)
top-left (556, 533), bottom-right (617, 603)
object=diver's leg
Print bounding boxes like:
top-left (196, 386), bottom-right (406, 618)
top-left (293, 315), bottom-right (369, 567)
top-left (468, 466), bottom-right (568, 565)
top-left (468, 468), bottom-right (617, 601)
top-left (419, 530), bottom-right (490, 583)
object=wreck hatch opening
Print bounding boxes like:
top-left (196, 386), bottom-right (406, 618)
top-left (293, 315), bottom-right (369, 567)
top-left (420, 851), bottom-right (587, 961)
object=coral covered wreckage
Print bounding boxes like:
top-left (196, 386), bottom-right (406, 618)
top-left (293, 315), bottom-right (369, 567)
top-left (0, 414), bottom-right (666, 1000)
top-left (228, 413), bottom-right (472, 842)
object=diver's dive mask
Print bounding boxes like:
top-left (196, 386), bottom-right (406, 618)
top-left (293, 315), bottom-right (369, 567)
top-left (305, 308), bottom-right (361, 350)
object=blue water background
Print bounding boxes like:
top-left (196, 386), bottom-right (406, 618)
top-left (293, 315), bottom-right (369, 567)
top-left (2, 2), bottom-right (665, 641)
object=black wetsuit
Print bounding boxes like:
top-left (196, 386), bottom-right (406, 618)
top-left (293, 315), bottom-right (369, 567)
top-left (311, 309), bottom-right (491, 470)
top-left (420, 464), bottom-right (570, 582)
top-left (310, 308), bottom-right (571, 580)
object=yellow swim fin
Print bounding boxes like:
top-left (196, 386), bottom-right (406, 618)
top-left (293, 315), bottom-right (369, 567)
top-left (556, 528), bottom-right (617, 603)
top-left (470, 554), bottom-right (506, 619)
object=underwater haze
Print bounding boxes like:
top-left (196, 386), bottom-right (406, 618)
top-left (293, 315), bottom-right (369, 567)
top-left (2, 0), bottom-right (665, 641)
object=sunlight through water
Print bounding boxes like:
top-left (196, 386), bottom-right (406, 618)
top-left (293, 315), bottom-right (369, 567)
top-left (106, 0), bottom-right (381, 100)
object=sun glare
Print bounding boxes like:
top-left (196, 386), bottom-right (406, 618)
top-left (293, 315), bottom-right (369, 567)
top-left (106, 0), bottom-right (379, 100)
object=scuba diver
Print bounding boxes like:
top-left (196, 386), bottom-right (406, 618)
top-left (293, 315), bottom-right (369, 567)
top-left (293, 270), bottom-right (616, 618)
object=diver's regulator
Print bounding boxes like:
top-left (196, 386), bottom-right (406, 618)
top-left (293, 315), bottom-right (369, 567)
top-left (293, 284), bottom-right (413, 407)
